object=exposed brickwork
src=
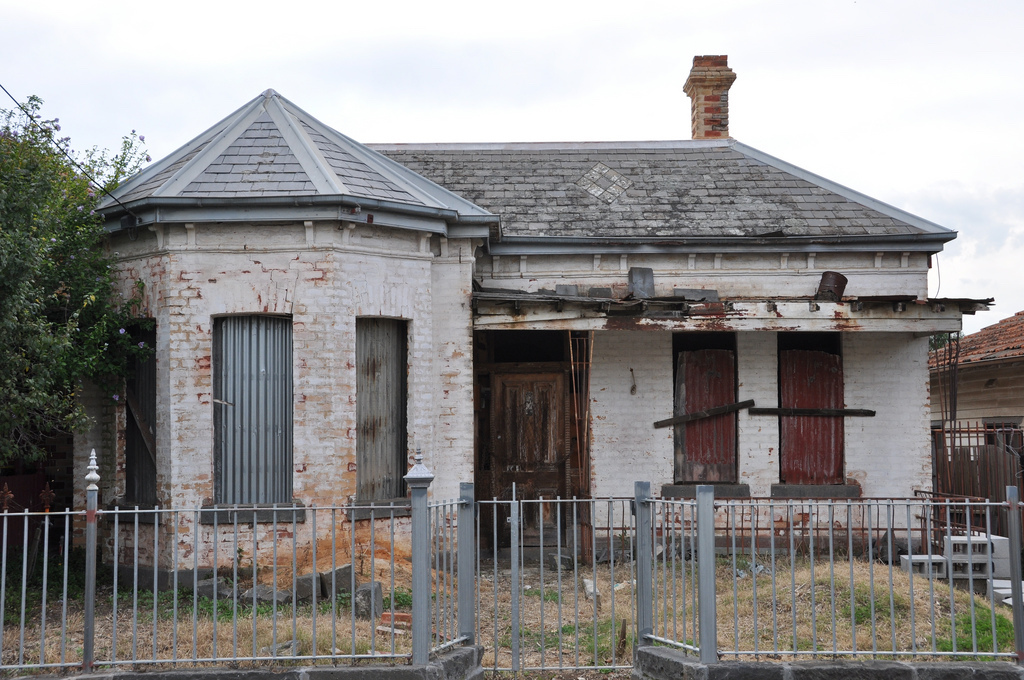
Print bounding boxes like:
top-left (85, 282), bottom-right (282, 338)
top-left (77, 222), bottom-right (474, 567)
top-left (683, 55), bottom-right (737, 139)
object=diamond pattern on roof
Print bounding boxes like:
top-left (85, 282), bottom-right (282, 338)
top-left (577, 163), bottom-right (633, 203)
top-left (376, 143), bottom-right (938, 239)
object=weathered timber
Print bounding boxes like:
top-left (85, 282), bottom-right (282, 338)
top-left (124, 387), bottom-right (157, 468)
top-left (749, 407), bottom-right (876, 417)
top-left (654, 399), bottom-right (755, 429)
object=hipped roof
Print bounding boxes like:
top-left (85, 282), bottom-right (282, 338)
top-left (97, 89), bottom-right (495, 235)
top-left (374, 140), bottom-right (958, 254)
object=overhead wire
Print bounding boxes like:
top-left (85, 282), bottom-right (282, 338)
top-left (0, 81), bottom-right (142, 221)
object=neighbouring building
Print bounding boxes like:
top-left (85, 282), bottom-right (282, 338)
top-left (931, 310), bottom-right (1024, 430)
top-left (82, 56), bottom-right (986, 566)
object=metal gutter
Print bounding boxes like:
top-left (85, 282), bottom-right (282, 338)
top-left (484, 232), bottom-right (956, 256)
top-left (100, 194), bottom-right (499, 233)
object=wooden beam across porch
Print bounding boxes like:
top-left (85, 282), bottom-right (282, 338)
top-left (748, 407), bottom-right (876, 417)
top-left (653, 399), bottom-right (755, 429)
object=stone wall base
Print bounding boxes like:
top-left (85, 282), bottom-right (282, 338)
top-left (634, 646), bottom-right (1024, 680)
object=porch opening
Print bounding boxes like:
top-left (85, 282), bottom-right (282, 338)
top-left (473, 330), bottom-right (591, 549)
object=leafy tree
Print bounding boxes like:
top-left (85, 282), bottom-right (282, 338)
top-left (0, 96), bottom-right (150, 464)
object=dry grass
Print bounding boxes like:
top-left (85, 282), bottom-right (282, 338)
top-left (0, 553), bottom-right (1015, 672)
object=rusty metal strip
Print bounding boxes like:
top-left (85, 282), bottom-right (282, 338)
top-left (653, 399), bottom-right (755, 429)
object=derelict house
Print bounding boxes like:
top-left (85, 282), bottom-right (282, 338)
top-left (83, 56), bottom-right (985, 566)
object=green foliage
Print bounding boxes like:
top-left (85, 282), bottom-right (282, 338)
top-left (0, 96), bottom-right (151, 463)
top-left (936, 607), bottom-right (1014, 659)
top-left (930, 332), bottom-right (960, 352)
top-left (838, 582), bottom-right (910, 625)
top-left (384, 586), bottom-right (412, 609)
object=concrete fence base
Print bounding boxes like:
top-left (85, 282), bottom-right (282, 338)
top-left (29, 646), bottom-right (484, 680)
top-left (634, 646), bottom-right (1024, 680)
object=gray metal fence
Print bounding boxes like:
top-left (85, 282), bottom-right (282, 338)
top-left (4, 453), bottom-right (1024, 673)
top-left (475, 496), bottom-right (638, 672)
top-left (636, 484), bottom-right (1024, 663)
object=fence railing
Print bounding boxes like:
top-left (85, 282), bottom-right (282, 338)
top-left (475, 496), bottom-right (638, 672)
top-left (4, 452), bottom-right (1024, 673)
top-left (635, 484), bottom-right (1024, 663)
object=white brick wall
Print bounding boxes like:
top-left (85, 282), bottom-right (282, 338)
top-left (844, 333), bottom-right (932, 496)
top-left (589, 331), bottom-right (674, 498)
top-left (79, 221), bottom-right (467, 567)
top-left (736, 332), bottom-right (779, 496)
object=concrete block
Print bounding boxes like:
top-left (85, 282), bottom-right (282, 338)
top-left (945, 535), bottom-right (994, 559)
top-left (948, 556), bottom-right (992, 579)
top-left (901, 554), bottom-right (946, 579)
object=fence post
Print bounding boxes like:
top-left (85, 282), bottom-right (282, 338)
top-left (634, 481), bottom-right (653, 648)
top-left (696, 485), bottom-right (717, 664)
top-left (1006, 485), bottom-right (1024, 663)
top-left (405, 451), bottom-right (434, 666)
top-left (457, 482), bottom-right (475, 644)
top-left (510, 500), bottom-right (520, 673)
top-left (82, 450), bottom-right (100, 672)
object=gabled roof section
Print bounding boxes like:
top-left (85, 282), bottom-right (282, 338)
top-left (372, 139), bottom-right (956, 252)
top-left (100, 90), bottom-right (494, 234)
top-left (952, 311), bottom-right (1024, 365)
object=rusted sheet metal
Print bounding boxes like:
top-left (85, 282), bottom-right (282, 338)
top-left (675, 350), bottom-right (737, 483)
top-left (214, 316), bottom-right (293, 505)
top-left (779, 350), bottom-right (843, 485)
top-left (472, 298), bottom-right (965, 333)
top-left (490, 372), bottom-right (567, 544)
top-left (356, 318), bottom-right (408, 502)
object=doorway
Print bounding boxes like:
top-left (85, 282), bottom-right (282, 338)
top-left (474, 330), bottom-right (590, 548)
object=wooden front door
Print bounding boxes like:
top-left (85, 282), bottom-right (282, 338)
top-left (779, 349), bottom-right (844, 484)
top-left (491, 372), bottom-right (568, 544)
top-left (674, 349), bottom-right (738, 483)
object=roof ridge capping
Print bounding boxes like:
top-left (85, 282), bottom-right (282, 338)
top-left (368, 139), bottom-right (732, 152)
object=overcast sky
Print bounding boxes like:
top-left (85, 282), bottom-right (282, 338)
top-left (3, 0), bottom-right (1021, 335)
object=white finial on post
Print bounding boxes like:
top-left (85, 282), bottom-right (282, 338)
top-left (85, 449), bottom-right (100, 491)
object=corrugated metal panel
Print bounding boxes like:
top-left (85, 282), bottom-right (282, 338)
top-left (214, 316), bottom-right (293, 504)
top-left (126, 326), bottom-right (158, 505)
top-left (779, 349), bottom-right (844, 485)
top-left (675, 349), bottom-right (737, 483)
top-left (356, 319), bottom-right (408, 501)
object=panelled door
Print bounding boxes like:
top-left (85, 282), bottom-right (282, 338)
top-left (779, 349), bottom-right (844, 484)
top-left (674, 349), bottom-right (738, 483)
top-left (491, 372), bottom-right (568, 544)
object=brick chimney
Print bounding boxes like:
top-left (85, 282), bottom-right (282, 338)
top-left (683, 55), bottom-right (737, 139)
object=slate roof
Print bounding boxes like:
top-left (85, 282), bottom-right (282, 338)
top-left (372, 140), bottom-right (956, 246)
top-left (99, 90), bottom-right (492, 229)
top-left (953, 311), bottom-right (1024, 365)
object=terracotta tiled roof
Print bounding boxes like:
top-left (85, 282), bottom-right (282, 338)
top-left (951, 310), bottom-right (1024, 365)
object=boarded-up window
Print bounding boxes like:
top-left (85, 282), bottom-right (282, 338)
top-left (778, 333), bottom-right (843, 485)
top-left (356, 318), bottom-right (408, 502)
top-left (125, 325), bottom-right (157, 506)
top-left (673, 333), bottom-right (737, 483)
top-left (213, 316), bottom-right (293, 504)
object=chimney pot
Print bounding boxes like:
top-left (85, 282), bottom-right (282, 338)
top-left (684, 55), bottom-right (737, 140)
